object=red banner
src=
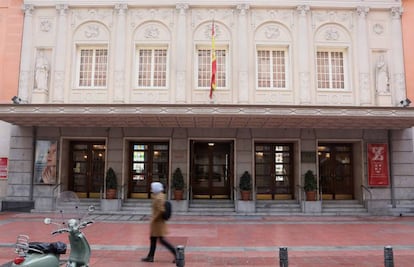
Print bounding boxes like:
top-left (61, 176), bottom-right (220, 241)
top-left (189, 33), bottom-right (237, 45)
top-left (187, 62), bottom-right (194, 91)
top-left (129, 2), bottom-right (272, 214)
top-left (367, 143), bottom-right (389, 186)
top-left (0, 157), bottom-right (8, 179)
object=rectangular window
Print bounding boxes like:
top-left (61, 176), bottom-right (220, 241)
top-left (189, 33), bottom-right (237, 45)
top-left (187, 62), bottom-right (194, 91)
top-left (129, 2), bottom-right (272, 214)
top-left (316, 50), bottom-right (345, 89)
top-left (77, 47), bottom-right (108, 88)
top-left (136, 47), bottom-right (167, 88)
top-left (197, 48), bottom-right (227, 88)
top-left (257, 49), bottom-right (287, 89)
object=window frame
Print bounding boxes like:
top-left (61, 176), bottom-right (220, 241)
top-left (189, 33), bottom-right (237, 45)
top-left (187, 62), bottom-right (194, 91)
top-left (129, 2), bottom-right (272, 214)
top-left (75, 45), bottom-right (109, 89)
top-left (255, 46), bottom-right (290, 90)
top-left (195, 44), bottom-right (229, 90)
top-left (316, 47), bottom-right (349, 91)
top-left (135, 45), bottom-right (169, 89)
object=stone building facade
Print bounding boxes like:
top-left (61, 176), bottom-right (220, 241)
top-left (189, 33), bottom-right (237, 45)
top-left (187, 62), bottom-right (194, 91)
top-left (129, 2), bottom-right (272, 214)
top-left (1, 0), bottom-right (414, 215)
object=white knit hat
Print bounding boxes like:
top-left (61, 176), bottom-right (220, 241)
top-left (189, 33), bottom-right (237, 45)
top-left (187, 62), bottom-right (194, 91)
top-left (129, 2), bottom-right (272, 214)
top-left (151, 182), bottom-right (164, 194)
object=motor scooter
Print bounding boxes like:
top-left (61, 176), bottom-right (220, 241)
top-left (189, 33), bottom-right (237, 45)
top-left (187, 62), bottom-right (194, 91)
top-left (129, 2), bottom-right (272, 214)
top-left (10, 191), bottom-right (94, 267)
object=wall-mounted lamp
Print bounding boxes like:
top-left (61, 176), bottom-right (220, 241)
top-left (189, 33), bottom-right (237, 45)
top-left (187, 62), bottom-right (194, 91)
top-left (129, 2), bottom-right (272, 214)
top-left (400, 98), bottom-right (411, 107)
top-left (11, 96), bottom-right (22, 104)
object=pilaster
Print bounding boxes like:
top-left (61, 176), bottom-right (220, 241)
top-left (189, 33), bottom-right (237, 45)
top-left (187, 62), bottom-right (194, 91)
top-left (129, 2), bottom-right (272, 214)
top-left (175, 3), bottom-right (189, 103)
top-left (52, 5), bottom-right (68, 103)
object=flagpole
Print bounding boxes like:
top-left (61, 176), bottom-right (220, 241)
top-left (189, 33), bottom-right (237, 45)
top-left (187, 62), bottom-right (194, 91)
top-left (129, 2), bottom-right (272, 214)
top-left (209, 20), bottom-right (216, 99)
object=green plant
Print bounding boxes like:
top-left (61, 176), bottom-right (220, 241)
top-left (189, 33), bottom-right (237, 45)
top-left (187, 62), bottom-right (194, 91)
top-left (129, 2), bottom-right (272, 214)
top-left (239, 171), bottom-right (252, 191)
top-left (106, 167), bottom-right (118, 189)
top-left (172, 168), bottom-right (185, 190)
top-left (304, 170), bottom-right (317, 192)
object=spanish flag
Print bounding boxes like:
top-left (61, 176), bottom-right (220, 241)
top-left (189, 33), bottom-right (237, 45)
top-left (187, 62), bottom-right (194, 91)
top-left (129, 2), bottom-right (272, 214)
top-left (209, 21), bottom-right (216, 99)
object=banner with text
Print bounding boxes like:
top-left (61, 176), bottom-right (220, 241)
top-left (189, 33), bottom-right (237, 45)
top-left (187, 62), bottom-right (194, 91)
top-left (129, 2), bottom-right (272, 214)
top-left (367, 143), bottom-right (389, 186)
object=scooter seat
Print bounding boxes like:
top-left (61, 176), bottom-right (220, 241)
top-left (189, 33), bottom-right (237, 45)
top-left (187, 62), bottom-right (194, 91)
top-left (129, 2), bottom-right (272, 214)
top-left (28, 241), bottom-right (67, 254)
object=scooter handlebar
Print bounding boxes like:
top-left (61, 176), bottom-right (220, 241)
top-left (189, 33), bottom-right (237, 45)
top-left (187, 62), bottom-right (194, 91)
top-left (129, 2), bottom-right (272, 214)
top-left (52, 229), bottom-right (70, 235)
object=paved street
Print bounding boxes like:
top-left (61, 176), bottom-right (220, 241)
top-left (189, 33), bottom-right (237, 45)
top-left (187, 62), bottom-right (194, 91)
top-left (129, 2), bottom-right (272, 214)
top-left (0, 212), bottom-right (414, 266)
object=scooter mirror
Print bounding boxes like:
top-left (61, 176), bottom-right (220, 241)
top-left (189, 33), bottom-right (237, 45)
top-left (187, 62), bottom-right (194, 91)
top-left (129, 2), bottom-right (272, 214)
top-left (44, 218), bottom-right (52, 224)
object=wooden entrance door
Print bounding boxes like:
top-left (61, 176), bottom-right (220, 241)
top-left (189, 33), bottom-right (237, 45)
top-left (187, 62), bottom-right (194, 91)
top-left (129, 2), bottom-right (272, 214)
top-left (190, 141), bottom-right (233, 199)
top-left (69, 141), bottom-right (106, 198)
top-left (255, 143), bottom-right (294, 200)
top-left (129, 142), bottom-right (169, 199)
top-left (318, 143), bottom-right (354, 200)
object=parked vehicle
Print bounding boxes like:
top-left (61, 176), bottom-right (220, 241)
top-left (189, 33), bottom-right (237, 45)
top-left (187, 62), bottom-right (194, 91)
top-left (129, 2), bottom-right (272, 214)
top-left (10, 191), bottom-right (94, 267)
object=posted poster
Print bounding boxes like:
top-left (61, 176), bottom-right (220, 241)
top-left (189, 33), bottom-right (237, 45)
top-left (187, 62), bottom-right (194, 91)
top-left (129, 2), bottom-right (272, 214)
top-left (34, 140), bottom-right (57, 184)
top-left (0, 157), bottom-right (8, 179)
top-left (367, 143), bottom-right (389, 186)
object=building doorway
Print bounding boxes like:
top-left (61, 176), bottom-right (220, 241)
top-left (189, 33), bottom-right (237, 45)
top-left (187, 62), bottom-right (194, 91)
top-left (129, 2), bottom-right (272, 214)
top-left (318, 143), bottom-right (354, 200)
top-left (190, 141), bottom-right (233, 199)
top-left (129, 142), bottom-right (169, 199)
top-left (68, 141), bottom-right (106, 198)
top-left (255, 143), bottom-right (294, 200)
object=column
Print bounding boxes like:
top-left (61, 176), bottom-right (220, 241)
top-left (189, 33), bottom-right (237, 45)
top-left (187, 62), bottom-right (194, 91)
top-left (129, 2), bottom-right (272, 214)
top-left (175, 3), bottom-right (188, 103)
top-left (297, 5), bottom-right (311, 104)
top-left (52, 4), bottom-right (68, 103)
top-left (356, 6), bottom-right (371, 105)
top-left (390, 7), bottom-right (406, 105)
top-left (114, 4), bottom-right (128, 103)
top-left (18, 5), bottom-right (34, 102)
top-left (237, 4), bottom-right (249, 103)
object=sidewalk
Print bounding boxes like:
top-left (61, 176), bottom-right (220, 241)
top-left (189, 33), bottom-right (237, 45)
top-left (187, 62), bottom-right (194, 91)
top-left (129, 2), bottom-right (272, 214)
top-left (1, 212), bottom-right (414, 266)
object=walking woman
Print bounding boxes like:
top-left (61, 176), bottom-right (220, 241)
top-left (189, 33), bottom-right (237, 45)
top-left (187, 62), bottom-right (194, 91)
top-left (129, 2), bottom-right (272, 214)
top-left (141, 182), bottom-right (177, 263)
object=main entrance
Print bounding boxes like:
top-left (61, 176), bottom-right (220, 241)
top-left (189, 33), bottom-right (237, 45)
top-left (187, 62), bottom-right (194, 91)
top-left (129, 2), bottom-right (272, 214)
top-left (190, 141), bottom-right (233, 199)
top-left (68, 141), bottom-right (106, 198)
top-left (318, 143), bottom-right (354, 200)
top-left (129, 142), bottom-right (169, 199)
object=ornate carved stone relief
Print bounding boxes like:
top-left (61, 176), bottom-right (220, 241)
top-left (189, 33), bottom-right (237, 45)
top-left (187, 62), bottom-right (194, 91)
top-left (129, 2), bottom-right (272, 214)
top-left (191, 8), bottom-right (234, 30)
top-left (312, 10), bottom-right (353, 31)
top-left (130, 8), bottom-right (174, 28)
top-left (74, 22), bottom-right (109, 41)
top-left (71, 8), bottom-right (113, 29)
top-left (135, 22), bottom-right (171, 41)
top-left (251, 9), bottom-right (293, 30)
top-left (39, 18), bottom-right (53, 32)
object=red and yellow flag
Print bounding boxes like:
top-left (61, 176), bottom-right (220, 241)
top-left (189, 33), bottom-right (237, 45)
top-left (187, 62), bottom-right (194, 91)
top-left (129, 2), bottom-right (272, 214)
top-left (209, 21), bottom-right (216, 99)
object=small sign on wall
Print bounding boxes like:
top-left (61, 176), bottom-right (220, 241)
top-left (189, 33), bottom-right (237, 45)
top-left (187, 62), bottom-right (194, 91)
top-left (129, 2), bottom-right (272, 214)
top-left (0, 157), bottom-right (8, 179)
top-left (367, 143), bottom-right (389, 186)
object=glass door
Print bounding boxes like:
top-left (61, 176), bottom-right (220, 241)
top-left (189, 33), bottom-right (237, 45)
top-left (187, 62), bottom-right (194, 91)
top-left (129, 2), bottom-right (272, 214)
top-left (191, 141), bottom-right (233, 199)
top-left (129, 142), bottom-right (169, 199)
top-left (255, 143), bottom-right (294, 200)
top-left (69, 141), bottom-right (105, 198)
top-left (318, 143), bottom-right (353, 200)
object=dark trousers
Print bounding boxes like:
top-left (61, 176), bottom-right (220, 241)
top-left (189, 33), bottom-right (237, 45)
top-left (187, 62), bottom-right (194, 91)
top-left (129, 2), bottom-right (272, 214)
top-left (147, 236), bottom-right (176, 258)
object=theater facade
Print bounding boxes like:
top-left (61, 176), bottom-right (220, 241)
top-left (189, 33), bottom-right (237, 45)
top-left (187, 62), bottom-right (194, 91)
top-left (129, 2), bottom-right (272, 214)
top-left (1, 0), bottom-right (414, 215)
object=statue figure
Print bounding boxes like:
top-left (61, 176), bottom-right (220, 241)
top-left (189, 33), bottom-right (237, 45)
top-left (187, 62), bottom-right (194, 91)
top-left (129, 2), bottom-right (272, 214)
top-left (376, 55), bottom-right (389, 94)
top-left (35, 50), bottom-right (49, 90)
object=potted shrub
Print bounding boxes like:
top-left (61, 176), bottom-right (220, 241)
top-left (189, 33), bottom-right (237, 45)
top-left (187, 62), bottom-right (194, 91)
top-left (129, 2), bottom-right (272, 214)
top-left (172, 168), bottom-right (185, 200)
top-left (239, 171), bottom-right (252, 201)
top-left (304, 170), bottom-right (317, 201)
top-left (105, 167), bottom-right (118, 199)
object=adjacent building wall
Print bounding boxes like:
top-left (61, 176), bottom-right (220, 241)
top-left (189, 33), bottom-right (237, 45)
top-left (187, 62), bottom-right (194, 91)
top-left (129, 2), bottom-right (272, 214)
top-left (0, 1), bottom-right (24, 199)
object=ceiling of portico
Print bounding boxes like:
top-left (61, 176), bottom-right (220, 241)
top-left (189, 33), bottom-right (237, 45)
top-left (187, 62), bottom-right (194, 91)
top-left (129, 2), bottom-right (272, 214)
top-left (0, 104), bottom-right (414, 129)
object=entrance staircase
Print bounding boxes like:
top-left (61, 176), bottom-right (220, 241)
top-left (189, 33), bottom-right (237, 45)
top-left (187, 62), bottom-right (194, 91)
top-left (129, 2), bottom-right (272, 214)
top-left (256, 200), bottom-right (302, 215)
top-left (69, 198), bottom-right (369, 216)
top-left (188, 199), bottom-right (236, 215)
top-left (321, 200), bottom-right (369, 216)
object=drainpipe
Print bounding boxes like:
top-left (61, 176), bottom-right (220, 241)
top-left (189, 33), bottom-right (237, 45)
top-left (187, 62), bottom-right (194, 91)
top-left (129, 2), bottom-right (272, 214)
top-left (30, 126), bottom-right (37, 201)
top-left (388, 129), bottom-right (395, 208)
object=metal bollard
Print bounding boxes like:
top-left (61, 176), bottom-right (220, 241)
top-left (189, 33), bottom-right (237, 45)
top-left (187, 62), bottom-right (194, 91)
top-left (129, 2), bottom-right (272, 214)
top-left (384, 246), bottom-right (394, 267)
top-left (176, 245), bottom-right (185, 267)
top-left (279, 246), bottom-right (288, 267)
